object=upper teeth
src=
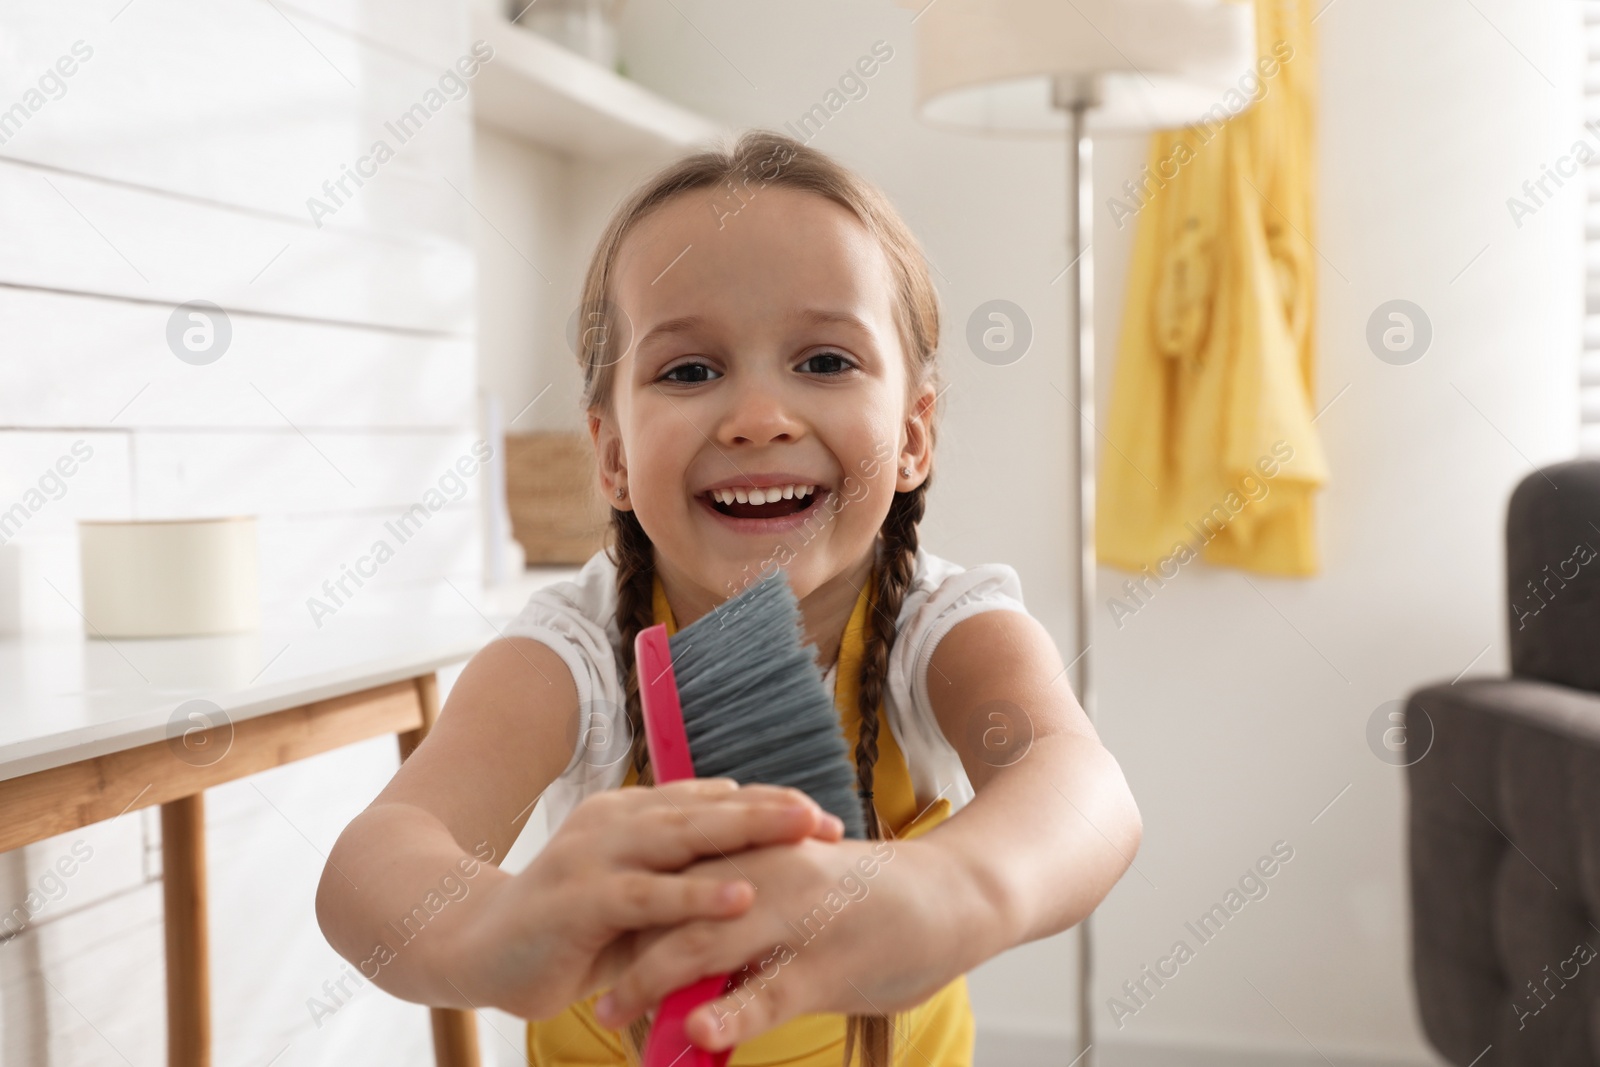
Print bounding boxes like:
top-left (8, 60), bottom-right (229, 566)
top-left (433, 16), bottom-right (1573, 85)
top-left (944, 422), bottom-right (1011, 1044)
top-left (711, 484), bottom-right (816, 505)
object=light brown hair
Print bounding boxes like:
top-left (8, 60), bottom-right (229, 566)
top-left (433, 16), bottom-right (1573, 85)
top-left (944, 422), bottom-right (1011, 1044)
top-left (574, 128), bottom-right (944, 1067)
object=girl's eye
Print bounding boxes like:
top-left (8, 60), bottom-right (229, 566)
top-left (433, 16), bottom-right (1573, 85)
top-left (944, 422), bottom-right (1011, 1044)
top-left (800, 350), bottom-right (856, 376)
top-left (659, 361), bottom-right (719, 385)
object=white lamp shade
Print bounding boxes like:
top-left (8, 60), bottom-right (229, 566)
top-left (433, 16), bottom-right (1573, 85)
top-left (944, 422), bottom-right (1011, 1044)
top-left (902, 0), bottom-right (1258, 134)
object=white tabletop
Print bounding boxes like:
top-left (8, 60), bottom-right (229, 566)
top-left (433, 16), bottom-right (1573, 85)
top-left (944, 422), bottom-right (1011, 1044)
top-left (0, 568), bottom-right (579, 783)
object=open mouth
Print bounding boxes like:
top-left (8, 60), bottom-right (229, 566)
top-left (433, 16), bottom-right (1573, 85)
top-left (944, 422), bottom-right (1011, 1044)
top-left (702, 483), bottom-right (824, 521)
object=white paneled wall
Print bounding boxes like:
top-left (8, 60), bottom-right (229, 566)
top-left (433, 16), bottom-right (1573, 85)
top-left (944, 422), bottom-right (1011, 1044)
top-left (0, 0), bottom-right (485, 627)
top-left (0, 0), bottom-right (485, 1063)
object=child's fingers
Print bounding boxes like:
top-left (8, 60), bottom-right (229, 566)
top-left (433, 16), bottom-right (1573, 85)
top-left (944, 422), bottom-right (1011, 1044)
top-left (607, 798), bottom-right (844, 870)
top-left (685, 975), bottom-right (797, 1053)
top-left (590, 872), bottom-right (755, 934)
top-left (600, 916), bottom-right (770, 1027)
top-left (653, 777), bottom-right (741, 796)
top-left (598, 790), bottom-right (851, 870)
top-left (653, 780), bottom-right (823, 809)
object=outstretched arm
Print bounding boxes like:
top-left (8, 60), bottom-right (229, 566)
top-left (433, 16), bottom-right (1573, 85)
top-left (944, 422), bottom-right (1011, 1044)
top-left (919, 607), bottom-right (1143, 951)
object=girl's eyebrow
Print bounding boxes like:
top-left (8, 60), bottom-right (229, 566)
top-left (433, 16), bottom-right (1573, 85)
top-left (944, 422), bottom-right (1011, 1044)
top-left (636, 314), bottom-right (706, 353)
top-left (794, 307), bottom-right (874, 335)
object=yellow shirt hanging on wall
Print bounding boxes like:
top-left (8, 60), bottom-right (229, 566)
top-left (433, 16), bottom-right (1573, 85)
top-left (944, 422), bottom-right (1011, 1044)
top-left (1097, 0), bottom-right (1330, 582)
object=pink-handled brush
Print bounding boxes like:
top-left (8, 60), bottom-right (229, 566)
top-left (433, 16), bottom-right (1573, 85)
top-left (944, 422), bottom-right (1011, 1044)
top-left (631, 568), bottom-right (866, 1067)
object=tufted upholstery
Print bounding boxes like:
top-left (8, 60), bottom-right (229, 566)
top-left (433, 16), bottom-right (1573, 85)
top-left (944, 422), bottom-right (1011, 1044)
top-left (1406, 460), bottom-right (1600, 1066)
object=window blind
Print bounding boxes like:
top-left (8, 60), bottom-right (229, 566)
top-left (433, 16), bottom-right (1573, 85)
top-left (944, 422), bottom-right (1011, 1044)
top-left (1584, 2), bottom-right (1600, 451)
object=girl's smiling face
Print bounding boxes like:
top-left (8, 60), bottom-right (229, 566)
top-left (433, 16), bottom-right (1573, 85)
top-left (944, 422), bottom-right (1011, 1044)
top-left (590, 184), bottom-right (935, 616)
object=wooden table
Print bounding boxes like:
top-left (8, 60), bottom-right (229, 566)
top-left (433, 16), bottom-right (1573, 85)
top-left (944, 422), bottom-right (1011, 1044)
top-left (0, 575), bottom-right (573, 1066)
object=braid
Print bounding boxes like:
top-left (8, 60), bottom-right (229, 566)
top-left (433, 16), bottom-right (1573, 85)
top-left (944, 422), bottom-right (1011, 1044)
top-left (843, 474), bottom-right (929, 1067)
top-left (609, 506), bottom-right (660, 1064)
top-left (851, 479), bottom-right (927, 832)
top-left (611, 508), bottom-right (658, 791)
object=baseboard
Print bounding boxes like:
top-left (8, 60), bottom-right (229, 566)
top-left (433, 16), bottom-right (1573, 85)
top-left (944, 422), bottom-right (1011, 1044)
top-left (973, 1028), bottom-right (1439, 1067)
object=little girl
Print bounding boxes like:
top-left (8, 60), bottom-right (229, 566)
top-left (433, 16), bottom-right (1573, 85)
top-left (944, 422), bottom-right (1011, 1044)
top-left (317, 129), bottom-right (1142, 1067)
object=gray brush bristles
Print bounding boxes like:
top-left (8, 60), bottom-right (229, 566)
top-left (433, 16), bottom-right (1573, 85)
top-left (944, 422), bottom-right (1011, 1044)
top-left (665, 567), bottom-right (867, 841)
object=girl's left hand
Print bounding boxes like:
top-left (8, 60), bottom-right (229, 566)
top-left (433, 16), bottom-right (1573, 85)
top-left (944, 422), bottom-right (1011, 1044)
top-left (590, 834), bottom-right (996, 1050)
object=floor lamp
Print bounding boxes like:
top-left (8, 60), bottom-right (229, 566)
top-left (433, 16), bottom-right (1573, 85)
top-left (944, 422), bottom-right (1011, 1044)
top-left (900, 1), bottom-right (1255, 1062)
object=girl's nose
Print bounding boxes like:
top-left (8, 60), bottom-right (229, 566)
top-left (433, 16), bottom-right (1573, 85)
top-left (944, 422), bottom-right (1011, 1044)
top-left (716, 376), bottom-right (804, 446)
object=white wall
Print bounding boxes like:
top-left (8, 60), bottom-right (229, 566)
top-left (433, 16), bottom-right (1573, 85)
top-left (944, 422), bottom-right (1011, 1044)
top-left (473, 125), bottom-right (572, 433)
top-left (617, 0), bottom-right (1584, 1063)
top-left (0, 0), bottom-right (483, 1062)
top-left (0, 1), bottom-right (484, 629)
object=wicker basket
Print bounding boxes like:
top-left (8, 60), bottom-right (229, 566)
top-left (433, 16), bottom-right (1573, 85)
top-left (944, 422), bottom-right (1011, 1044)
top-left (504, 432), bottom-right (609, 565)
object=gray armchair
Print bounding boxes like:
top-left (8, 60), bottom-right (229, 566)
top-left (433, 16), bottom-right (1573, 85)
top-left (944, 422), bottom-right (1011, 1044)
top-left (1406, 459), bottom-right (1600, 1066)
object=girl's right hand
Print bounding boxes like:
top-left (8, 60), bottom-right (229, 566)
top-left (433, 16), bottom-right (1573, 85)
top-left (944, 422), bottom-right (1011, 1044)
top-left (446, 778), bottom-right (845, 1020)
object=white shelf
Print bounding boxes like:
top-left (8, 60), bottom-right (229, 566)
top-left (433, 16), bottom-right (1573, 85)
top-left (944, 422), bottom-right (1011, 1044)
top-left (471, 9), bottom-right (725, 160)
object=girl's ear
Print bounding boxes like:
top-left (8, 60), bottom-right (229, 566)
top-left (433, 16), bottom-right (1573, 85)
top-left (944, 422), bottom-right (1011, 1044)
top-left (589, 411), bottom-right (631, 509)
top-left (898, 382), bottom-right (938, 489)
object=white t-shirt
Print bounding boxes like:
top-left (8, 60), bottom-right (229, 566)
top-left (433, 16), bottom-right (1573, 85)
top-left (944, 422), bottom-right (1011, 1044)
top-left (500, 546), bottom-right (1032, 834)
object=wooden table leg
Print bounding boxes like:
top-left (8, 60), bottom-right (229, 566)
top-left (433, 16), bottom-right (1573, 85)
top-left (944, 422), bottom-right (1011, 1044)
top-left (400, 672), bottom-right (482, 1067)
top-left (428, 1005), bottom-right (483, 1067)
top-left (162, 793), bottom-right (209, 1067)
top-left (396, 671), bottom-right (441, 762)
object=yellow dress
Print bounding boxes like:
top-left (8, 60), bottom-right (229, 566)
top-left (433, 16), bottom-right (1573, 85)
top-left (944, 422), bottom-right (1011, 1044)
top-left (1096, 0), bottom-right (1329, 577)
top-left (525, 570), bottom-right (976, 1066)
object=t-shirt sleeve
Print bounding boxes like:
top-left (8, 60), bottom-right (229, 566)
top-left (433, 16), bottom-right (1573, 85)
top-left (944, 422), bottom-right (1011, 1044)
top-left (888, 558), bottom-right (1033, 815)
top-left (908, 562), bottom-right (1031, 712)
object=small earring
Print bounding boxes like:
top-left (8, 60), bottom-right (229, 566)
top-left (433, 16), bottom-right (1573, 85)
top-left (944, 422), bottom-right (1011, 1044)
top-left (900, 465), bottom-right (912, 478)
top-left (614, 485), bottom-right (627, 500)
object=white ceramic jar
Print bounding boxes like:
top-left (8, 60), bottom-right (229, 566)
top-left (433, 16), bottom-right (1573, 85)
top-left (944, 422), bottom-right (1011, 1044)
top-left (78, 517), bottom-right (259, 638)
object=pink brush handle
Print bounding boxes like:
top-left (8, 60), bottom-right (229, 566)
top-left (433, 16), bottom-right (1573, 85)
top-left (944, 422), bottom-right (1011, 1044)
top-left (634, 625), bottom-right (736, 1067)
